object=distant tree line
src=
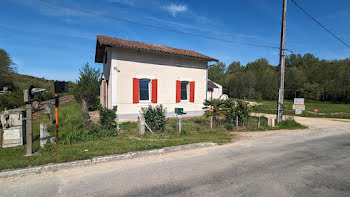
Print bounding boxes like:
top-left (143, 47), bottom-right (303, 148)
top-left (209, 53), bottom-right (350, 103)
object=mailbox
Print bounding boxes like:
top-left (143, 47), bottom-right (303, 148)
top-left (0, 109), bottom-right (26, 148)
top-left (174, 108), bottom-right (183, 115)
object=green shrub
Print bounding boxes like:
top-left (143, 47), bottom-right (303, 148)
top-left (141, 105), bottom-right (166, 132)
top-left (222, 99), bottom-right (251, 125)
top-left (99, 106), bottom-right (118, 129)
top-left (0, 90), bottom-right (23, 111)
top-left (223, 98), bottom-right (236, 123)
top-left (224, 124), bottom-right (234, 131)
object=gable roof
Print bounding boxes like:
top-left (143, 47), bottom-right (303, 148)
top-left (208, 79), bottom-right (219, 89)
top-left (95, 35), bottom-right (218, 63)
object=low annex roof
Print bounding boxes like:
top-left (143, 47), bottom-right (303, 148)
top-left (95, 35), bottom-right (218, 63)
top-left (208, 80), bottom-right (219, 90)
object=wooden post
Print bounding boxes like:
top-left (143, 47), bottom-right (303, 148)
top-left (178, 115), bottom-right (182, 132)
top-left (235, 116), bottom-right (239, 128)
top-left (258, 116), bottom-right (261, 128)
top-left (25, 103), bottom-right (32, 156)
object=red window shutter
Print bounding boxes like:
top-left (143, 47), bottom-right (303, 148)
top-left (176, 80), bottom-right (181, 103)
top-left (151, 79), bottom-right (158, 103)
top-left (133, 78), bottom-right (139, 103)
top-left (190, 81), bottom-right (195, 102)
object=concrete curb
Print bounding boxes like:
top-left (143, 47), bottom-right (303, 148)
top-left (0, 142), bottom-right (217, 178)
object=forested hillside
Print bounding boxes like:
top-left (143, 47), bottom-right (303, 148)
top-left (209, 53), bottom-right (350, 103)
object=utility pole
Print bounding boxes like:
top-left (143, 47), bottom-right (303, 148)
top-left (277, 0), bottom-right (287, 123)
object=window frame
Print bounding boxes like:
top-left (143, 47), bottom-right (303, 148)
top-left (180, 81), bottom-right (190, 102)
top-left (139, 78), bottom-right (152, 103)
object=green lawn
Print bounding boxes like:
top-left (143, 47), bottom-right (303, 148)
top-left (0, 100), bottom-right (305, 171)
top-left (251, 99), bottom-right (350, 119)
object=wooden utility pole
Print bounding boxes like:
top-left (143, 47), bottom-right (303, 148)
top-left (277, 0), bottom-right (287, 123)
top-left (25, 103), bottom-right (33, 156)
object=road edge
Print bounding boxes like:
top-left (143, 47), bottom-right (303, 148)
top-left (0, 142), bottom-right (217, 179)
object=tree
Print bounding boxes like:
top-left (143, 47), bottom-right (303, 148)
top-left (226, 61), bottom-right (243, 74)
top-left (208, 62), bottom-right (226, 85)
top-left (0, 49), bottom-right (16, 90)
top-left (73, 63), bottom-right (101, 111)
top-left (0, 49), bottom-right (15, 74)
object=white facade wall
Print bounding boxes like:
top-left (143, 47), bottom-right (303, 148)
top-left (103, 48), bottom-right (209, 119)
top-left (207, 82), bottom-right (223, 99)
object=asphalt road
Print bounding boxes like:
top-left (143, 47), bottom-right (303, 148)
top-left (1, 118), bottom-right (350, 197)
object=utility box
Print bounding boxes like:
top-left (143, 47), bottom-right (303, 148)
top-left (0, 109), bottom-right (26, 148)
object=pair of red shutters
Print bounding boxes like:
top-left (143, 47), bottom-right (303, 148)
top-left (133, 78), bottom-right (195, 103)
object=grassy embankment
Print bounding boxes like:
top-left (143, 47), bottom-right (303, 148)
top-left (0, 100), bottom-right (305, 171)
top-left (0, 73), bottom-right (74, 111)
top-left (251, 99), bottom-right (350, 119)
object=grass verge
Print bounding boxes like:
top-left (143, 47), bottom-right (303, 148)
top-left (251, 99), bottom-right (350, 119)
top-left (0, 101), bottom-right (233, 171)
top-left (0, 100), bottom-right (306, 171)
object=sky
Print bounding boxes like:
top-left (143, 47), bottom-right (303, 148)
top-left (1, 0), bottom-right (350, 81)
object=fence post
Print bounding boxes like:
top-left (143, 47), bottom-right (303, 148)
top-left (258, 116), bottom-right (261, 128)
top-left (178, 115), bottom-right (182, 132)
top-left (235, 116), bottom-right (239, 129)
top-left (138, 116), bottom-right (145, 135)
top-left (210, 116), bottom-right (213, 130)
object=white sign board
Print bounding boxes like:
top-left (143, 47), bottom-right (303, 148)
top-left (2, 126), bottom-right (24, 148)
top-left (294, 98), bottom-right (304, 105)
top-left (293, 98), bottom-right (305, 114)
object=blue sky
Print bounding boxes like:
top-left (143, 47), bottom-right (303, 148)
top-left (1, 0), bottom-right (349, 81)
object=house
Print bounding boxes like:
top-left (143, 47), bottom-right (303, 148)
top-left (207, 80), bottom-right (224, 100)
top-left (95, 35), bottom-right (218, 119)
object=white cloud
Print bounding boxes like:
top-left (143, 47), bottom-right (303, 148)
top-left (106, 0), bottom-right (135, 6)
top-left (163, 4), bottom-right (188, 17)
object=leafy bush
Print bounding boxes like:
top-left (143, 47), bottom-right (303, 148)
top-left (224, 124), bottom-right (234, 131)
top-left (0, 90), bottom-right (23, 111)
top-left (73, 63), bottom-right (100, 111)
top-left (223, 98), bottom-right (236, 123)
top-left (141, 105), bottom-right (166, 131)
top-left (99, 106), bottom-right (118, 129)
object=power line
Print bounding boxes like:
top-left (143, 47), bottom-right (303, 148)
top-left (34, 0), bottom-right (292, 52)
top-left (289, 0), bottom-right (350, 49)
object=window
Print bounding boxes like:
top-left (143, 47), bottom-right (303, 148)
top-left (181, 81), bottom-right (189, 100)
top-left (139, 79), bottom-right (150, 101)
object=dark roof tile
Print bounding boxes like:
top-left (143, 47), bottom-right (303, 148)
top-left (95, 35), bottom-right (218, 63)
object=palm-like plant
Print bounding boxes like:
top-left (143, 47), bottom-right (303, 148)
top-left (203, 99), bottom-right (226, 128)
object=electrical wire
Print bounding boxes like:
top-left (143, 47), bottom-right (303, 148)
top-left (289, 0), bottom-right (350, 49)
top-left (34, 0), bottom-right (293, 52)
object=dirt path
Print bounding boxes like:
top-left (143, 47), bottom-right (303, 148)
top-left (235, 113), bottom-right (350, 140)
